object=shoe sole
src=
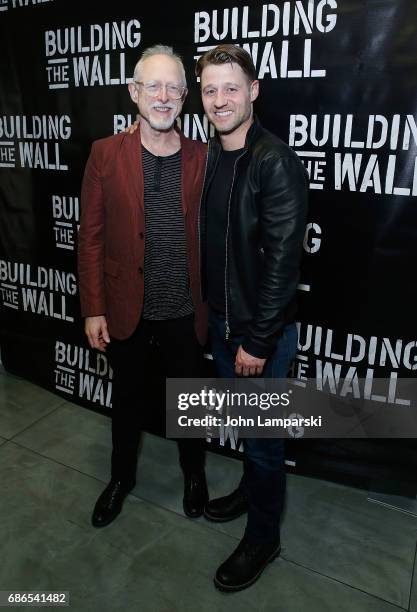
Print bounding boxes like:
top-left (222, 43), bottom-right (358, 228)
top-left (203, 507), bottom-right (248, 523)
top-left (213, 545), bottom-right (281, 593)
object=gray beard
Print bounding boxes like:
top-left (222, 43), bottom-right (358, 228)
top-left (148, 116), bottom-right (176, 131)
top-left (140, 109), bottom-right (177, 132)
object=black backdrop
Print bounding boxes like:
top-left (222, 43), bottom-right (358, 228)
top-left (1, 0), bottom-right (417, 488)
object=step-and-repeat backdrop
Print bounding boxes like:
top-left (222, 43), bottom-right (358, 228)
top-left (1, 1), bottom-right (416, 482)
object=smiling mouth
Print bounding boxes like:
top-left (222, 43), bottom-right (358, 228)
top-left (152, 106), bottom-right (173, 113)
top-left (214, 111), bottom-right (233, 117)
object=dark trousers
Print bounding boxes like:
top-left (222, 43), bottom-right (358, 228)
top-left (209, 310), bottom-right (298, 542)
top-left (107, 313), bottom-right (206, 485)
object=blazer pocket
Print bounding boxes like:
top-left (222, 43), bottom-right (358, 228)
top-left (104, 257), bottom-right (120, 278)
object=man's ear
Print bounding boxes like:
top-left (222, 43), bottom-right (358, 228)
top-left (128, 82), bottom-right (138, 104)
top-left (250, 80), bottom-right (259, 103)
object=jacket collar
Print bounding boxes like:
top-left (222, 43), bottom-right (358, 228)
top-left (244, 114), bottom-right (263, 147)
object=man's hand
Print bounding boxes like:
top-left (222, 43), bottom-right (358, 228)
top-left (235, 345), bottom-right (266, 376)
top-left (125, 116), bottom-right (140, 134)
top-left (85, 316), bottom-right (110, 352)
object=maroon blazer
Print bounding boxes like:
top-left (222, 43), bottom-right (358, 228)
top-left (78, 126), bottom-right (208, 344)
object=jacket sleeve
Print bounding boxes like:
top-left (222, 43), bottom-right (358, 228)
top-left (77, 141), bottom-right (106, 318)
top-left (241, 155), bottom-right (308, 359)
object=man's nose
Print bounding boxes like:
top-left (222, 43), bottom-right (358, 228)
top-left (157, 85), bottom-right (169, 103)
top-left (214, 89), bottom-right (227, 107)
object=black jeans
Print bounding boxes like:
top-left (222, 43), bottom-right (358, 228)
top-left (107, 313), bottom-right (206, 485)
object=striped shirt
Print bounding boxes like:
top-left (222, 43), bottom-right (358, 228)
top-left (142, 145), bottom-right (194, 320)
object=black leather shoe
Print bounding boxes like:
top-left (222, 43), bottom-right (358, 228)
top-left (91, 480), bottom-right (135, 528)
top-left (183, 472), bottom-right (208, 518)
top-left (204, 488), bottom-right (248, 522)
top-left (214, 537), bottom-right (281, 592)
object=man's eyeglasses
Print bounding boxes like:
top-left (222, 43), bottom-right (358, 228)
top-left (134, 81), bottom-right (186, 100)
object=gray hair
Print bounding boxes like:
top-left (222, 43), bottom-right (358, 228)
top-left (133, 44), bottom-right (187, 87)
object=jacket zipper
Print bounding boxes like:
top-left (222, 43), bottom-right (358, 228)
top-left (224, 150), bottom-right (246, 340)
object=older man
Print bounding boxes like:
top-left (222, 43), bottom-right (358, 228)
top-left (78, 45), bottom-right (208, 528)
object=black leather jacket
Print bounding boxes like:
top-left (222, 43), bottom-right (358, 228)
top-left (201, 116), bottom-right (308, 359)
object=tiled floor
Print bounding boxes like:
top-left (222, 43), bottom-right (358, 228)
top-left (1, 365), bottom-right (416, 611)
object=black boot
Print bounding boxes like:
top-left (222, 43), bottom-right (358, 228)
top-left (204, 488), bottom-right (248, 522)
top-left (91, 479), bottom-right (135, 528)
top-left (214, 536), bottom-right (281, 592)
top-left (183, 471), bottom-right (208, 518)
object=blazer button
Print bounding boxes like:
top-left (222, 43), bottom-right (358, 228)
top-left (139, 232), bottom-right (144, 239)
top-left (138, 266), bottom-right (143, 274)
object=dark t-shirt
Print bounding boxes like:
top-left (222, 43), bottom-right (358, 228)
top-left (206, 148), bottom-right (244, 313)
top-left (142, 145), bottom-right (194, 320)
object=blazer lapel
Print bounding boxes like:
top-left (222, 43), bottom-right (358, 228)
top-left (122, 125), bottom-right (144, 216)
top-left (179, 130), bottom-right (193, 216)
